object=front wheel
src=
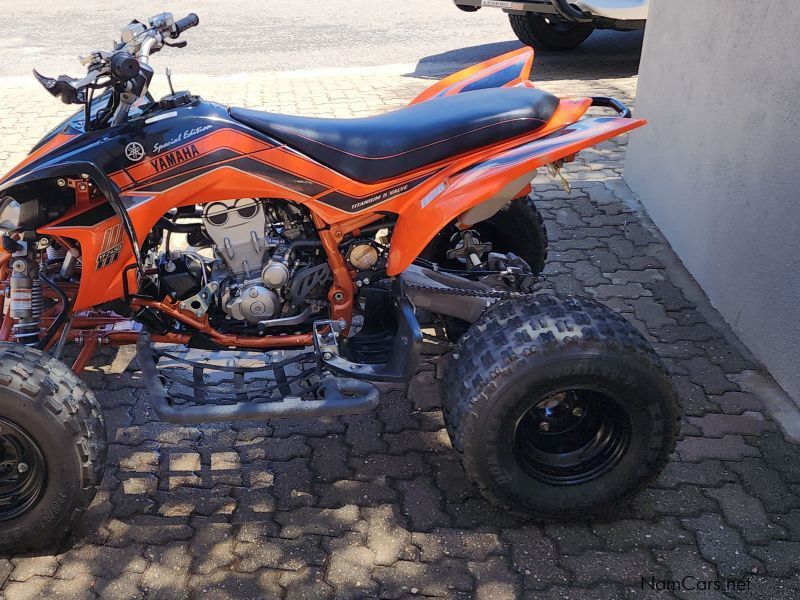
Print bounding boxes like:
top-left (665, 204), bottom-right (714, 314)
top-left (0, 345), bottom-right (106, 553)
top-left (443, 295), bottom-right (679, 519)
top-left (509, 13), bottom-right (594, 51)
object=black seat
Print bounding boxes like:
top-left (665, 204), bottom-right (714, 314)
top-left (229, 87), bottom-right (559, 184)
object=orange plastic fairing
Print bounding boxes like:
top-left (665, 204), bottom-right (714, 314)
top-left (409, 47), bottom-right (535, 105)
top-left (386, 115), bottom-right (647, 275)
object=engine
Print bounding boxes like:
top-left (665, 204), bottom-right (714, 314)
top-left (155, 199), bottom-right (331, 332)
top-left (203, 198), bottom-right (285, 323)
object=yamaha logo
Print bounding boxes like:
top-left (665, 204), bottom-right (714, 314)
top-left (124, 141), bottom-right (145, 162)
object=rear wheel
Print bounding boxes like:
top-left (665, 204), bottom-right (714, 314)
top-left (443, 295), bottom-right (679, 519)
top-left (509, 13), bottom-right (594, 50)
top-left (0, 345), bottom-right (106, 553)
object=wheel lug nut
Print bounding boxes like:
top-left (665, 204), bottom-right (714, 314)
top-left (539, 422), bottom-right (550, 432)
top-left (572, 407), bottom-right (583, 417)
top-left (17, 462), bottom-right (28, 473)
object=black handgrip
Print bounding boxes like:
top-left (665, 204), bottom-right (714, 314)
top-left (171, 13), bottom-right (199, 38)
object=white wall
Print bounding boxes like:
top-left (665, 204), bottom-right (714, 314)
top-left (625, 0), bottom-right (800, 398)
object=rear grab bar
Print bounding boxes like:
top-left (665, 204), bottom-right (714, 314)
top-left (590, 96), bottom-right (633, 119)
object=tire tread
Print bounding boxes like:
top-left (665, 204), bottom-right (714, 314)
top-left (0, 343), bottom-right (106, 553)
top-left (442, 295), bottom-right (680, 519)
top-left (508, 13), bottom-right (593, 51)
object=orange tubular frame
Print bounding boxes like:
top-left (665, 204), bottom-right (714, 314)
top-left (130, 298), bottom-right (313, 349)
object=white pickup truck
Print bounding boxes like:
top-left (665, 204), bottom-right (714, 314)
top-left (454, 1), bottom-right (648, 50)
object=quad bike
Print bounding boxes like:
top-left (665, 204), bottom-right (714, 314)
top-left (0, 12), bottom-right (679, 553)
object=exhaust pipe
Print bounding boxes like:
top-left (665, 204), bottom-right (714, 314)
top-left (551, 0), bottom-right (593, 23)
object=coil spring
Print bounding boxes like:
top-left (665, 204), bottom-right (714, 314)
top-left (46, 245), bottom-right (67, 261)
top-left (12, 278), bottom-right (43, 346)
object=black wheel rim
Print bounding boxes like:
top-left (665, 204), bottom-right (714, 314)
top-left (512, 388), bottom-right (631, 486)
top-left (0, 417), bottom-right (47, 521)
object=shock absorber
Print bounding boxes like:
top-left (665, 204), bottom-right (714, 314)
top-left (10, 256), bottom-right (42, 346)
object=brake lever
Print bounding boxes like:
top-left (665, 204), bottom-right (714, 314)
top-left (79, 50), bottom-right (113, 66)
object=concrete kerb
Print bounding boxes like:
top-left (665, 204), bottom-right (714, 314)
top-left (621, 178), bottom-right (800, 442)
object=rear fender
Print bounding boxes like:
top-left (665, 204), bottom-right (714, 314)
top-left (409, 47), bottom-right (535, 105)
top-left (386, 115), bottom-right (646, 275)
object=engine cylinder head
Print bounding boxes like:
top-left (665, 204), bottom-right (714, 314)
top-left (46, 245), bottom-right (67, 261)
top-left (202, 199), bottom-right (268, 275)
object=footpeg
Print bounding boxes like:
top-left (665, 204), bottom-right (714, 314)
top-left (136, 334), bottom-right (379, 424)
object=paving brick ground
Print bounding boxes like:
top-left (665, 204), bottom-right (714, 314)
top-left (1, 68), bottom-right (799, 600)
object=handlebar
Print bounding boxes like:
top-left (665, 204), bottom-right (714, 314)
top-left (172, 13), bottom-right (199, 38)
top-left (36, 11), bottom-right (200, 112)
top-left (137, 35), bottom-right (159, 66)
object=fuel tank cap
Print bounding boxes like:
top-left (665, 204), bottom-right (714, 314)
top-left (159, 91), bottom-right (193, 110)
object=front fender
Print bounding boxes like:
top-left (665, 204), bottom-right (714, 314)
top-left (386, 115), bottom-right (646, 276)
top-left (3, 160), bottom-right (144, 311)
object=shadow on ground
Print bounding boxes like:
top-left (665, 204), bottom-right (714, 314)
top-left (409, 29), bottom-right (644, 81)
